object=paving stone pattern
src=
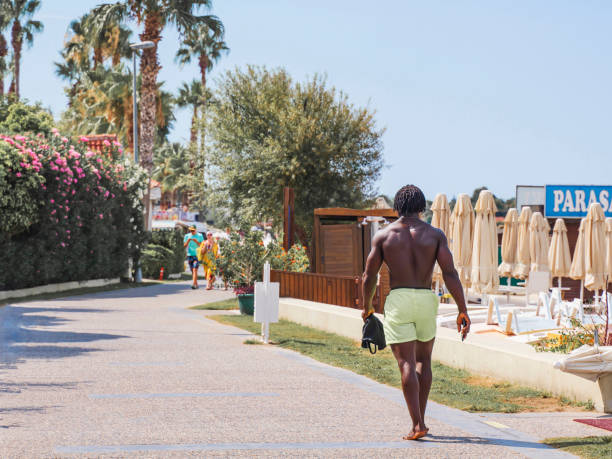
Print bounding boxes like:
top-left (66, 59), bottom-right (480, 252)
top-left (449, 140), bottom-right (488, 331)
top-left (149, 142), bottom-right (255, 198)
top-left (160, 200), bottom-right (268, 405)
top-left (0, 281), bottom-right (607, 457)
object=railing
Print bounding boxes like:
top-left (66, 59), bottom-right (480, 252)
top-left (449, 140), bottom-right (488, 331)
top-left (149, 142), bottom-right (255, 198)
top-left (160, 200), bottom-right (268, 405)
top-left (270, 270), bottom-right (384, 312)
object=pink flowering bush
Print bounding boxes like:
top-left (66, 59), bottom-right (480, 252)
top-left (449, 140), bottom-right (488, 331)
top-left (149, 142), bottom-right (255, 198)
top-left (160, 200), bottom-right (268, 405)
top-left (0, 132), bottom-right (147, 290)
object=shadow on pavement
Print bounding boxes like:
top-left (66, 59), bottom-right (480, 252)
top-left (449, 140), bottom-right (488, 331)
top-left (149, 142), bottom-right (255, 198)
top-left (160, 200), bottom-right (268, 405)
top-left (427, 434), bottom-right (555, 451)
top-left (0, 304), bottom-right (128, 368)
top-left (57, 282), bottom-right (195, 301)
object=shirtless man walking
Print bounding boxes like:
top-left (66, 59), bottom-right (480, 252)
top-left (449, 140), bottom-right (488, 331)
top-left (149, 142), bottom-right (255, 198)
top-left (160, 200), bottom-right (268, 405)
top-left (362, 185), bottom-right (471, 440)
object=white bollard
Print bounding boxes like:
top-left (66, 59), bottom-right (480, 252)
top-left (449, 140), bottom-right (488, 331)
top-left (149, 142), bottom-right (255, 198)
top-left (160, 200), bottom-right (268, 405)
top-left (254, 262), bottom-right (279, 344)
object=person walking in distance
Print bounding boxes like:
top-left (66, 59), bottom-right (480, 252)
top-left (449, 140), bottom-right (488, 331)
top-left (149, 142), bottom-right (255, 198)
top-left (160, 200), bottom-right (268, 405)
top-left (184, 225), bottom-right (204, 289)
top-left (362, 185), bottom-right (471, 440)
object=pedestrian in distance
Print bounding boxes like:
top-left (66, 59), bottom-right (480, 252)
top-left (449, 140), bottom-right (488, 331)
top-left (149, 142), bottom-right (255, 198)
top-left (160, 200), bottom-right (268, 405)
top-left (183, 225), bottom-right (204, 289)
top-left (199, 231), bottom-right (218, 290)
top-left (362, 184), bottom-right (471, 441)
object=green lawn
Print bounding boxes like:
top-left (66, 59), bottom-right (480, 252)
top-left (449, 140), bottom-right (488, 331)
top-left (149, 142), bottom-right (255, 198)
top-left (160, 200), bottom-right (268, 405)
top-left (543, 436), bottom-right (612, 458)
top-left (0, 281), bottom-right (159, 306)
top-left (210, 313), bottom-right (594, 413)
top-left (190, 298), bottom-right (238, 310)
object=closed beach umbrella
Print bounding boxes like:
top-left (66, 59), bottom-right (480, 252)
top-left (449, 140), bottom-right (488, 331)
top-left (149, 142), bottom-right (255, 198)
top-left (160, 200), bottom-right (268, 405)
top-left (548, 218), bottom-right (571, 286)
top-left (513, 207), bottom-right (533, 279)
top-left (570, 219), bottom-right (586, 281)
top-left (569, 218), bottom-right (586, 305)
top-left (498, 208), bottom-right (518, 278)
top-left (554, 344), bottom-right (612, 382)
top-left (606, 218), bottom-right (612, 283)
top-left (431, 193), bottom-right (451, 284)
top-left (470, 190), bottom-right (499, 293)
top-left (529, 212), bottom-right (550, 272)
top-left (449, 193), bottom-right (474, 286)
top-left (584, 203), bottom-right (606, 292)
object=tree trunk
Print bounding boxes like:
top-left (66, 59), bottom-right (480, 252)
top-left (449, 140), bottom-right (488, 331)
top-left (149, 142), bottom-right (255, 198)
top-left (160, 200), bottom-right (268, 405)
top-left (10, 20), bottom-right (21, 98)
top-left (0, 34), bottom-right (7, 97)
top-left (139, 12), bottom-right (162, 229)
top-left (190, 105), bottom-right (197, 145)
top-left (199, 54), bottom-right (208, 154)
top-left (93, 47), bottom-right (103, 69)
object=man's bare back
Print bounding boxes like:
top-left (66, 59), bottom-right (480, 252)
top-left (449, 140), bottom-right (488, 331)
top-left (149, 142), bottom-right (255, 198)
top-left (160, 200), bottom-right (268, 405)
top-left (376, 217), bottom-right (442, 289)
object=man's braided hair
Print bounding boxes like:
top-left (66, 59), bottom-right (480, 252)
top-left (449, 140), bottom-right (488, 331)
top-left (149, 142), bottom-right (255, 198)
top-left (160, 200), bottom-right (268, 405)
top-left (393, 185), bottom-right (426, 217)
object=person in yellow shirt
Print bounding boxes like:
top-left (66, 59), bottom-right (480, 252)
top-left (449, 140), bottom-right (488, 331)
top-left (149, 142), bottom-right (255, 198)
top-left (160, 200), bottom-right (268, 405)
top-left (199, 231), bottom-right (218, 290)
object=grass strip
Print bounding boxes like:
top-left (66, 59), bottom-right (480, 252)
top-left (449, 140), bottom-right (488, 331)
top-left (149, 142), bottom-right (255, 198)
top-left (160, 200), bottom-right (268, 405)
top-left (210, 314), bottom-right (593, 413)
top-left (190, 298), bottom-right (238, 310)
top-left (543, 436), bottom-right (612, 458)
top-left (0, 281), bottom-right (159, 306)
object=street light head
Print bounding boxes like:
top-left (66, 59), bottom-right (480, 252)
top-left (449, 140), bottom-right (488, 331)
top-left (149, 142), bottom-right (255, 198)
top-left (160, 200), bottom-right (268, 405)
top-left (129, 41), bottom-right (155, 50)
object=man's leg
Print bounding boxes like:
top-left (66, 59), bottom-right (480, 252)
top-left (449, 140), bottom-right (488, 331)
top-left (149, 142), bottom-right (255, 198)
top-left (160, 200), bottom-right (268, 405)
top-left (415, 338), bottom-right (435, 427)
top-left (191, 261), bottom-right (198, 287)
top-left (390, 341), bottom-right (425, 438)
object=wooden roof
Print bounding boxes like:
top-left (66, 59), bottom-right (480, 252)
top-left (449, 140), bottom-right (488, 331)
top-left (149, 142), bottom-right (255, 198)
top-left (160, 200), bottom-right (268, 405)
top-left (84, 134), bottom-right (118, 152)
top-left (314, 207), bottom-right (398, 218)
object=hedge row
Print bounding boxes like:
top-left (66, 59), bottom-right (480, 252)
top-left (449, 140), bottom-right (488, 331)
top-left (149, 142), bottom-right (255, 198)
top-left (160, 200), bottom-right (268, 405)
top-left (0, 132), bottom-right (147, 290)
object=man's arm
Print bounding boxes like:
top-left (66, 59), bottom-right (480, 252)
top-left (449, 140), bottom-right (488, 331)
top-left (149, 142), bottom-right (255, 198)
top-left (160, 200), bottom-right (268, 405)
top-left (436, 231), bottom-right (471, 338)
top-left (361, 232), bottom-right (384, 320)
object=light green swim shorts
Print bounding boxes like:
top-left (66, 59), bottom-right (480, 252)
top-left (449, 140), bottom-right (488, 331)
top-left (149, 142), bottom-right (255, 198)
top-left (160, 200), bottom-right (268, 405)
top-left (383, 288), bottom-right (439, 344)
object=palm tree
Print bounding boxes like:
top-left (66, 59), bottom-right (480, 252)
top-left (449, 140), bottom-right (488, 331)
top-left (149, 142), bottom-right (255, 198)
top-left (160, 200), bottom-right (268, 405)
top-left (0, 12), bottom-right (11, 97)
top-left (89, 1), bottom-right (221, 230)
top-left (2, 0), bottom-right (43, 98)
top-left (89, 0), bottom-right (222, 174)
top-left (176, 79), bottom-right (203, 144)
top-left (175, 23), bottom-right (228, 97)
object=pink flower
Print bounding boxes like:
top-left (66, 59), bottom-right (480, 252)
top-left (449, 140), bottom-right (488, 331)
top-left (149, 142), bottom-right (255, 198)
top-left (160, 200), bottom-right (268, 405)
top-left (103, 139), bottom-right (111, 147)
top-left (14, 135), bottom-right (25, 141)
top-left (60, 242), bottom-right (66, 247)
top-left (61, 137), bottom-right (68, 143)
top-left (79, 136), bottom-right (89, 142)
top-left (51, 128), bottom-right (59, 134)
top-left (112, 140), bottom-right (122, 147)
top-left (19, 162), bottom-right (26, 167)
top-left (50, 199), bottom-right (54, 203)
top-left (99, 214), bottom-right (104, 219)
top-left (85, 151), bottom-right (94, 158)
top-left (15, 172), bottom-right (21, 177)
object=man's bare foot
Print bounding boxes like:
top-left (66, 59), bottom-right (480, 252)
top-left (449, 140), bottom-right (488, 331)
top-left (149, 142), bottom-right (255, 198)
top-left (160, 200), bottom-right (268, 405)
top-left (403, 427), bottom-right (428, 441)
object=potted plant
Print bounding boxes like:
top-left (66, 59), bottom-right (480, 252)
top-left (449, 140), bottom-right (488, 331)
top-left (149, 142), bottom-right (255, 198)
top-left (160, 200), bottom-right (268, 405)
top-left (218, 230), bottom-right (269, 315)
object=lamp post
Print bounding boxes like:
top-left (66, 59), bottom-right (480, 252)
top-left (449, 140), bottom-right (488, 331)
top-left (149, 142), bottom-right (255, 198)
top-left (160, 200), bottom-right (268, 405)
top-left (129, 41), bottom-right (155, 283)
top-left (129, 41), bottom-right (155, 164)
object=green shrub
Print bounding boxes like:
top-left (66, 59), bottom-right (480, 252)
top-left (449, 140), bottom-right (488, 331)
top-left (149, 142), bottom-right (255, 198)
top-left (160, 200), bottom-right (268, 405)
top-left (141, 229), bottom-right (185, 278)
top-left (0, 132), bottom-right (147, 290)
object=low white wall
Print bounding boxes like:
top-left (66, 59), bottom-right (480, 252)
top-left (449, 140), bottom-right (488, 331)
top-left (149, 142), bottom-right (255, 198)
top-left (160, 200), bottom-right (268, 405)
top-left (279, 297), bottom-right (611, 412)
top-left (0, 278), bottom-right (121, 301)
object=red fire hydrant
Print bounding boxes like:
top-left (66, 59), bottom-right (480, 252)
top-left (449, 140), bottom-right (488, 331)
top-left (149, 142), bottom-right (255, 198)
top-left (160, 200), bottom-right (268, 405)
top-left (159, 267), bottom-right (164, 280)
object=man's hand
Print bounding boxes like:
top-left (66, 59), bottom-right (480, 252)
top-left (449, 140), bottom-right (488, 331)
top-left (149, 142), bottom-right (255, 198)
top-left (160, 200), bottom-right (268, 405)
top-left (362, 306), bottom-right (374, 322)
top-left (457, 312), bottom-right (471, 340)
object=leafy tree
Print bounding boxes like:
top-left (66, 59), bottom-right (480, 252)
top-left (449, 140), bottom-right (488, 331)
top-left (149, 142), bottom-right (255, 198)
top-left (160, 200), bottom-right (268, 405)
top-left (202, 66), bottom-right (384, 237)
top-left (0, 98), bottom-right (53, 134)
top-left (469, 186), bottom-right (515, 214)
top-left (2, 0), bottom-right (43, 98)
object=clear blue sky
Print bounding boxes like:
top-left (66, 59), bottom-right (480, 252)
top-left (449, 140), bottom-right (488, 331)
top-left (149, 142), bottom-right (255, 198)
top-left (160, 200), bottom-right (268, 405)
top-left (21, 0), bottom-right (612, 201)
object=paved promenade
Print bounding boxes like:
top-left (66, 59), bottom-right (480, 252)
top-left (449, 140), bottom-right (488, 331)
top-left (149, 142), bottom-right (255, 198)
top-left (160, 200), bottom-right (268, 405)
top-left (0, 281), bottom-right (607, 457)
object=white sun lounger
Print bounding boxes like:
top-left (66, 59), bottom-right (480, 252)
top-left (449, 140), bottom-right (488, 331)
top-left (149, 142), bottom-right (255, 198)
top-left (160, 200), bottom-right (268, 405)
top-left (489, 296), bottom-right (559, 335)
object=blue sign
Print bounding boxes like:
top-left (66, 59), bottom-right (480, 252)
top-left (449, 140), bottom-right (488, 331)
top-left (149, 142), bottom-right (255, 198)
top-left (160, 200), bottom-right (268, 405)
top-left (545, 185), bottom-right (612, 218)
